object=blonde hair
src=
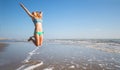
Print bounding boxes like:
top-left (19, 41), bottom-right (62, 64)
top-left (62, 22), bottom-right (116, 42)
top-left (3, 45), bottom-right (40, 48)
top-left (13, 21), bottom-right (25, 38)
top-left (32, 12), bottom-right (42, 19)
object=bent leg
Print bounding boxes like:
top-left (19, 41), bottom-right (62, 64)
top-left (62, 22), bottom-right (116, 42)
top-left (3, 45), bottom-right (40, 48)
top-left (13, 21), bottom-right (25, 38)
top-left (30, 38), bottom-right (37, 46)
top-left (30, 34), bottom-right (40, 47)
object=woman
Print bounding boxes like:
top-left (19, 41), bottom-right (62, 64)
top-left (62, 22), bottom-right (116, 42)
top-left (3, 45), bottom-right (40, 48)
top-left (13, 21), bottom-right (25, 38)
top-left (20, 3), bottom-right (43, 47)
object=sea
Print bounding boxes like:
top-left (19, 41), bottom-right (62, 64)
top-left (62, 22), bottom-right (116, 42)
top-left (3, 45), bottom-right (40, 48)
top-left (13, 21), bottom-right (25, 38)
top-left (0, 39), bottom-right (120, 70)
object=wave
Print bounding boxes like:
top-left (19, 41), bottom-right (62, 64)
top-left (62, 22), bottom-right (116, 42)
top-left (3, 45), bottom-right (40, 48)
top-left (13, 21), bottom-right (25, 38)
top-left (46, 39), bottom-right (120, 53)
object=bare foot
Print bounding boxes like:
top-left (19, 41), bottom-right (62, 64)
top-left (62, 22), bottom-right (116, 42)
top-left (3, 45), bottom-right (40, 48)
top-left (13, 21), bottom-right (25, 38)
top-left (28, 37), bottom-right (33, 41)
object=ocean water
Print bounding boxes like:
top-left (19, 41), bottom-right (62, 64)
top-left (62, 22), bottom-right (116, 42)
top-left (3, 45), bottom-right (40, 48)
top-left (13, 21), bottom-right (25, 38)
top-left (0, 39), bottom-right (120, 70)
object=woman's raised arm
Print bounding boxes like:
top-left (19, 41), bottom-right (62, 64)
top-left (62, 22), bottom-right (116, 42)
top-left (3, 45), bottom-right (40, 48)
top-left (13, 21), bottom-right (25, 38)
top-left (19, 3), bottom-right (33, 17)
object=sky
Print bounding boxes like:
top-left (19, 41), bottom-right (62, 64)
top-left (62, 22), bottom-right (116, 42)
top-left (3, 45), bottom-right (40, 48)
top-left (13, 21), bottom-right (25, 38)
top-left (0, 0), bottom-right (120, 39)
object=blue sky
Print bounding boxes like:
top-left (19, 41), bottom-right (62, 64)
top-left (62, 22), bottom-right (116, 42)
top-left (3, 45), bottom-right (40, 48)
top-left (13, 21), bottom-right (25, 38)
top-left (0, 0), bottom-right (120, 39)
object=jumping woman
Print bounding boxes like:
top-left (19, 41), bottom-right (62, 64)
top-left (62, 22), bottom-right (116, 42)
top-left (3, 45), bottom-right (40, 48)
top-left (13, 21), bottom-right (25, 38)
top-left (20, 3), bottom-right (43, 47)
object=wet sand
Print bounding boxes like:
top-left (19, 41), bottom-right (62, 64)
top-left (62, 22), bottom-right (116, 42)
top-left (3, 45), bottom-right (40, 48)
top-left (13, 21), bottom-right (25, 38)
top-left (0, 43), bottom-right (9, 52)
top-left (0, 43), bottom-right (8, 47)
top-left (0, 39), bottom-right (120, 70)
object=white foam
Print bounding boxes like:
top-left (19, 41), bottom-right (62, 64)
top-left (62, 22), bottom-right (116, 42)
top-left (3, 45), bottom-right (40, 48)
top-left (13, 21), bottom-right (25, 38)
top-left (69, 65), bottom-right (75, 68)
top-left (23, 61), bottom-right (43, 70)
top-left (82, 66), bottom-right (87, 69)
top-left (24, 47), bottom-right (39, 63)
top-left (16, 65), bottom-right (26, 70)
top-left (115, 65), bottom-right (120, 68)
top-left (16, 47), bottom-right (41, 70)
top-left (99, 64), bottom-right (104, 68)
top-left (43, 67), bottom-right (54, 70)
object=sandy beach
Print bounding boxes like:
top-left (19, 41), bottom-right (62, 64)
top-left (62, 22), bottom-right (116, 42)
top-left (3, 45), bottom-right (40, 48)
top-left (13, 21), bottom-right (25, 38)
top-left (0, 39), bottom-right (120, 70)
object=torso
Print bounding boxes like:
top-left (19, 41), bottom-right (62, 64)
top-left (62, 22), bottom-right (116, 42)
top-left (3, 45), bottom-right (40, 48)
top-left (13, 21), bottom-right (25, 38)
top-left (32, 18), bottom-right (43, 32)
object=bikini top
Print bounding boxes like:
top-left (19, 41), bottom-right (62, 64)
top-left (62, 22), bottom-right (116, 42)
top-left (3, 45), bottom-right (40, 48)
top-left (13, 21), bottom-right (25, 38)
top-left (32, 18), bottom-right (43, 24)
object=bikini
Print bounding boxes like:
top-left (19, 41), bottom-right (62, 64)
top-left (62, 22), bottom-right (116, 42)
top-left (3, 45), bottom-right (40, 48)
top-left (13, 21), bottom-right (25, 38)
top-left (33, 18), bottom-right (44, 36)
top-left (33, 18), bottom-right (43, 24)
